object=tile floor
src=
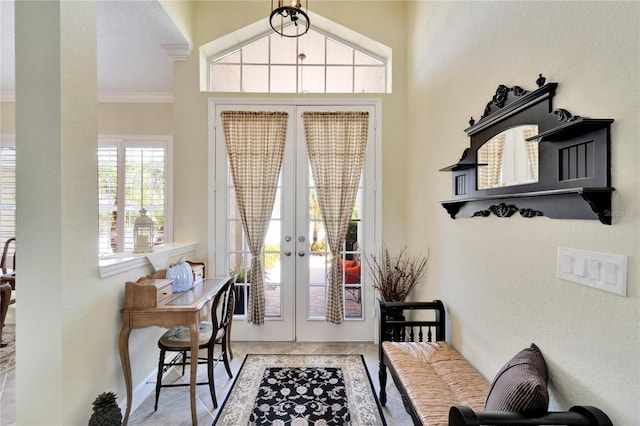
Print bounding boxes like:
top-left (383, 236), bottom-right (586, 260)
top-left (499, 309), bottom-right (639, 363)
top-left (128, 341), bottom-right (412, 425)
top-left (1, 311), bottom-right (412, 426)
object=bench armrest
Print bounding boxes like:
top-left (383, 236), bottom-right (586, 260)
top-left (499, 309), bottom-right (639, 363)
top-left (379, 299), bottom-right (446, 342)
top-left (449, 405), bottom-right (612, 426)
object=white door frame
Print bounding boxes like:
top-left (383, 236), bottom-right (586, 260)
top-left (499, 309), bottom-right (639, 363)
top-left (208, 98), bottom-right (382, 341)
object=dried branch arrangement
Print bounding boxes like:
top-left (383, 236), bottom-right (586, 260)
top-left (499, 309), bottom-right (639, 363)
top-left (366, 245), bottom-right (428, 302)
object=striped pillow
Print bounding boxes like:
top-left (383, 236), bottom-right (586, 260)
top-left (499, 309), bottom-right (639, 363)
top-left (484, 343), bottom-right (549, 412)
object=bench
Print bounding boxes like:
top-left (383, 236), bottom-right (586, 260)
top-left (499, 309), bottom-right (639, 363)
top-left (378, 300), bottom-right (612, 425)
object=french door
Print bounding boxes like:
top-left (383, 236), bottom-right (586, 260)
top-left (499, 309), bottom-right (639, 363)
top-left (211, 101), bottom-right (379, 342)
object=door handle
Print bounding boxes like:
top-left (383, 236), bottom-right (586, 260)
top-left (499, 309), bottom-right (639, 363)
top-left (298, 251), bottom-right (306, 257)
top-left (284, 251), bottom-right (292, 256)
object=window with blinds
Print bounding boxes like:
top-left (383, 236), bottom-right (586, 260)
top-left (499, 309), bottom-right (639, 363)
top-left (0, 139), bottom-right (16, 245)
top-left (98, 137), bottom-right (172, 255)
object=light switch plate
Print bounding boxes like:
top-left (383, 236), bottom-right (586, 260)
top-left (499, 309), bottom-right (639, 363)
top-left (557, 247), bottom-right (627, 296)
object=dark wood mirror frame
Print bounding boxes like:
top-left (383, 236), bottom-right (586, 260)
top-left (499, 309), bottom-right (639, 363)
top-left (440, 75), bottom-right (614, 224)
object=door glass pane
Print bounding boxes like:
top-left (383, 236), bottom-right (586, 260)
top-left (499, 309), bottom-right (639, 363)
top-left (265, 285), bottom-right (281, 317)
top-left (228, 163), bottom-right (284, 320)
top-left (228, 220), bottom-right (244, 252)
top-left (345, 287), bottom-right (362, 318)
top-left (307, 163), bottom-right (363, 321)
top-left (308, 284), bottom-right (327, 317)
top-left (228, 188), bottom-right (241, 219)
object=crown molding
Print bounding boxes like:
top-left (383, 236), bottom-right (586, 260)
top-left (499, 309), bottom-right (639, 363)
top-left (162, 44), bottom-right (192, 61)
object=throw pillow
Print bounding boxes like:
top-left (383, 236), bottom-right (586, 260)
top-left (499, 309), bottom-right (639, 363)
top-left (484, 343), bottom-right (549, 412)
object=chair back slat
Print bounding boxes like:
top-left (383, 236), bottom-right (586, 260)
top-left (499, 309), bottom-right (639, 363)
top-left (208, 275), bottom-right (236, 345)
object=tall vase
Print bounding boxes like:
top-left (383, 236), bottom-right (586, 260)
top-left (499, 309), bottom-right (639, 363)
top-left (383, 303), bottom-right (406, 342)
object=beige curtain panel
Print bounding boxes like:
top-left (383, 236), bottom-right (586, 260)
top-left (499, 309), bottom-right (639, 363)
top-left (302, 111), bottom-right (369, 325)
top-left (221, 111), bottom-right (288, 325)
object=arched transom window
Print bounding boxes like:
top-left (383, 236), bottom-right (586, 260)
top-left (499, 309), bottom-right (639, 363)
top-left (209, 28), bottom-right (387, 94)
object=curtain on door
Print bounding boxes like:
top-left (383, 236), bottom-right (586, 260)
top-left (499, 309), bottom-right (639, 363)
top-left (221, 111), bottom-right (288, 325)
top-left (302, 111), bottom-right (369, 325)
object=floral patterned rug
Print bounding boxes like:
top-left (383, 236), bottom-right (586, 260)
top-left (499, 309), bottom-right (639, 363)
top-left (213, 354), bottom-right (386, 425)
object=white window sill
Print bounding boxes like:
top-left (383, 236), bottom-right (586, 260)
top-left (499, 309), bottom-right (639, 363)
top-left (99, 242), bottom-right (198, 278)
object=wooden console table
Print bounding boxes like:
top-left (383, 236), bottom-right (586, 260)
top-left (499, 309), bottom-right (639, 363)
top-left (119, 277), bottom-right (230, 426)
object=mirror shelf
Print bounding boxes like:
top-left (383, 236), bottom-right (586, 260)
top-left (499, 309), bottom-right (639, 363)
top-left (440, 76), bottom-right (614, 225)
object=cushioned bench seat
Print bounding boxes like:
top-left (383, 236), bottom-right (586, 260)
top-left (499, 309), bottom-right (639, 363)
top-left (383, 341), bottom-right (488, 425)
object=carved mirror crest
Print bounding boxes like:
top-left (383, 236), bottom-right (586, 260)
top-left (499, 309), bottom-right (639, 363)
top-left (441, 75), bottom-right (614, 224)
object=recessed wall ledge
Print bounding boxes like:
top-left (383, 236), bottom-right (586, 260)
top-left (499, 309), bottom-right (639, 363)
top-left (99, 242), bottom-right (198, 278)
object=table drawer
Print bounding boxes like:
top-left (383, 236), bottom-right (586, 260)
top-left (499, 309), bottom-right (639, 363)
top-left (125, 279), bottom-right (173, 308)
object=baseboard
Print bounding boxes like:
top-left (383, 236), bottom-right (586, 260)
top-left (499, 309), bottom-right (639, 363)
top-left (118, 368), bottom-right (158, 417)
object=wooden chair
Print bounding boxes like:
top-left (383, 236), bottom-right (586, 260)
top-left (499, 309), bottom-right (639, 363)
top-left (153, 275), bottom-right (236, 410)
top-left (1, 238), bottom-right (16, 289)
top-left (0, 238), bottom-right (16, 347)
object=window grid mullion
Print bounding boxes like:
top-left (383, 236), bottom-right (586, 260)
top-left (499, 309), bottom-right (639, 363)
top-left (324, 35), bottom-right (328, 94)
top-left (352, 49), bottom-right (355, 93)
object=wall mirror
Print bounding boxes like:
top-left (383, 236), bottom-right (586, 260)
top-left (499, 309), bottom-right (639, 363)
top-left (477, 124), bottom-right (539, 190)
top-left (440, 75), bottom-right (614, 224)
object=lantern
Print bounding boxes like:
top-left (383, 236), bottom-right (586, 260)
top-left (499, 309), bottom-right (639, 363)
top-left (133, 208), bottom-right (154, 253)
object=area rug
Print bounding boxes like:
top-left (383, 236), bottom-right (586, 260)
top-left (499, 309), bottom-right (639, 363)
top-left (0, 324), bottom-right (15, 375)
top-left (213, 354), bottom-right (386, 425)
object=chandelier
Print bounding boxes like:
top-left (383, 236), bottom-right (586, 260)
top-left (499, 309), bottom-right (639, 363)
top-left (270, 0), bottom-right (310, 38)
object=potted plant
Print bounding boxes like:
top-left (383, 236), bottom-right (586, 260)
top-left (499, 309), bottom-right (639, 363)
top-left (367, 245), bottom-right (428, 341)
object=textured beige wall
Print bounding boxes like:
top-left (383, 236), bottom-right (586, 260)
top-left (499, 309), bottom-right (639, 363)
top-left (98, 102), bottom-right (173, 134)
top-left (406, 2), bottom-right (639, 424)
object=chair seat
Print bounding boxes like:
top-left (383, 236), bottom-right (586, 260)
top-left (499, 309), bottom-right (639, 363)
top-left (159, 322), bottom-right (224, 349)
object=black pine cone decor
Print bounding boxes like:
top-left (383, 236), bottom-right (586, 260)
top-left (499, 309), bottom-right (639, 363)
top-left (89, 392), bottom-right (122, 426)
